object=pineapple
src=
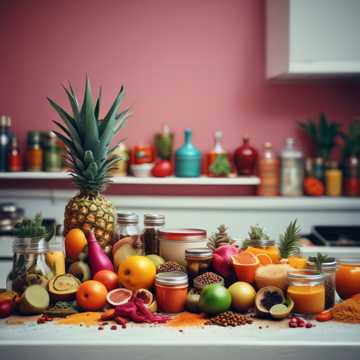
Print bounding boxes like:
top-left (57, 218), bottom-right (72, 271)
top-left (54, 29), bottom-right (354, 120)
top-left (208, 224), bottom-right (235, 250)
top-left (48, 77), bottom-right (131, 247)
top-left (279, 220), bottom-right (301, 258)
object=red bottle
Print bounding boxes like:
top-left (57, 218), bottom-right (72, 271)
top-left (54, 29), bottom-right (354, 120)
top-left (234, 136), bottom-right (258, 176)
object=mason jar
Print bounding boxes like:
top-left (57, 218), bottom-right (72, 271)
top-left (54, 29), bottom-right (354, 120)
top-left (7, 236), bottom-right (53, 294)
top-left (142, 213), bottom-right (165, 255)
top-left (245, 239), bottom-right (280, 264)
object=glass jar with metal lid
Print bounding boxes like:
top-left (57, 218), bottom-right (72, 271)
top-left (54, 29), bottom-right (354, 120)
top-left (112, 212), bottom-right (143, 269)
top-left (159, 228), bottom-right (207, 265)
top-left (287, 270), bottom-right (325, 315)
top-left (245, 239), bottom-right (280, 264)
top-left (155, 271), bottom-right (188, 313)
top-left (142, 214), bottom-right (165, 255)
top-left (185, 248), bottom-right (213, 280)
top-left (336, 259), bottom-right (360, 300)
top-left (307, 257), bottom-right (336, 309)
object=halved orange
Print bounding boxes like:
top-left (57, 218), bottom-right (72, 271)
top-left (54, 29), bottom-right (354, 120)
top-left (231, 252), bottom-right (260, 284)
top-left (256, 253), bottom-right (273, 266)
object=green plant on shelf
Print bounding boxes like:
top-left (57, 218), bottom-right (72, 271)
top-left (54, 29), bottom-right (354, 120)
top-left (340, 118), bottom-right (360, 158)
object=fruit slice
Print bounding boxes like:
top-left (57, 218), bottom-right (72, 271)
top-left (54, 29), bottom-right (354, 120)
top-left (134, 289), bottom-right (153, 306)
top-left (270, 298), bottom-right (294, 320)
top-left (106, 288), bottom-right (133, 306)
top-left (68, 261), bottom-right (91, 282)
top-left (231, 252), bottom-right (260, 283)
top-left (256, 253), bottom-right (273, 266)
top-left (20, 285), bottom-right (50, 315)
top-left (288, 256), bottom-right (308, 269)
top-left (147, 300), bottom-right (158, 313)
top-left (255, 286), bottom-right (285, 317)
top-left (48, 274), bottom-right (81, 301)
top-left (113, 239), bottom-right (143, 270)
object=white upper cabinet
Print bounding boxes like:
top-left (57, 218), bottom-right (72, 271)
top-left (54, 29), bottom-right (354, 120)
top-left (266, 0), bottom-right (360, 79)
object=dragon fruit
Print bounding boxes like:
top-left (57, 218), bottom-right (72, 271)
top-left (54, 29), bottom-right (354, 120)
top-left (212, 245), bottom-right (240, 278)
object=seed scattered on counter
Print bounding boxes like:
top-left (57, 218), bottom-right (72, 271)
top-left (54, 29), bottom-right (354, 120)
top-left (205, 311), bottom-right (253, 327)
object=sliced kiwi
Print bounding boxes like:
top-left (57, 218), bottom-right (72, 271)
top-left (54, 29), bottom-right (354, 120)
top-left (20, 285), bottom-right (50, 315)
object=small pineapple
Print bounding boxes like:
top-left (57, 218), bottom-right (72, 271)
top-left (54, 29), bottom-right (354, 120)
top-left (279, 220), bottom-right (301, 258)
top-left (242, 224), bottom-right (270, 249)
top-left (208, 224), bottom-right (235, 250)
top-left (48, 77), bottom-right (131, 247)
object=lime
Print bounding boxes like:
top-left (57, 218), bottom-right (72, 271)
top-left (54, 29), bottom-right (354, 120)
top-left (269, 303), bottom-right (291, 320)
top-left (199, 284), bottom-right (231, 315)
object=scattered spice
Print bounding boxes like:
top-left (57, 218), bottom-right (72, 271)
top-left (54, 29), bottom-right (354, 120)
top-left (332, 294), bottom-right (360, 323)
top-left (205, 311), bottom-right (253, 327)
top-left (167, 312), bottom-right (206, 328)
top-left (37, 315), bottom-right (53, 324)
top-left (115, 316), bottom-right (128, 328)
top-left (56, 312), bottom-right (101, 326)
top-left (101, 308), bottom-right (116, 321)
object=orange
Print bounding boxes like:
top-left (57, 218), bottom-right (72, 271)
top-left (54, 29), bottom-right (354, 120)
top-left (231, 252), bottom-right (259, 284)
top-left (93, 270), bottom-right (119, 291)
top-left (65, 228), bottom-right (87, 260)
top-left (256, 253), bottom-right (273, 266)
top-left (76, 280), bottom-right (108, 311)
top-left (288, 255), bottom-right (308, 269)
top-left (118, 255), bottom-right (156, 291)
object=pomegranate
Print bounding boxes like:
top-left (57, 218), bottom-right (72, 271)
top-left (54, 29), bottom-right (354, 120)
top-left (212, 245), bottom-right (240, 279)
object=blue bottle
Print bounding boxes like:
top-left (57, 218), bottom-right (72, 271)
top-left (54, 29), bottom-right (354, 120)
top-left (175, 128), bottom-right (201, 177)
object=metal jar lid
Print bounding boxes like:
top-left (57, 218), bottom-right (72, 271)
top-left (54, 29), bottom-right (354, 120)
top-left (288, 270), bottom-right (325, 285)
top-left (307, 257), bottom-right (337, 271)
top-left (117, 212), bottom-right (139, 224)
top-left (159, 228), bottom-right (207, 241)
top-left (337, 258), bottom-right (360, 267)
top-left (155, 271), bottom-right (188, 286)
top-left (144, 214), bottom-right (165, 226)
top-left (247, 239), bottom-right (275, 248)
top-left (185, 248), bottom-right (213, 259)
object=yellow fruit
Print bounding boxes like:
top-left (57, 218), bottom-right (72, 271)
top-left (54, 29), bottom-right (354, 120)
top-left (228, 282), bottom-right (256, 312)
top-left (118, 256), bottom-right (156, 292)
top-left (287, 255), bottom-right (308, 269)
top-left (65, 228), bottom-right (87, 260)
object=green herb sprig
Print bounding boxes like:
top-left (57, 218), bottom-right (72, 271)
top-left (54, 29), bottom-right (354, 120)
top-left (14, 213), bottom-right (54, 241)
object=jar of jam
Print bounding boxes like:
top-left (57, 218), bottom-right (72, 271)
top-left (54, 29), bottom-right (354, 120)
top-left (307, 257), bottom-right (336, 309)
top-left (287, 270), bottom-right (325, 316)
top-left (155, 271), bottom-right (188, 313)
top-left (159, 229), bottom-right (207, 265)
top-left (245, 239), bottom-right (280, 263)
top-left (185, 248), bottom-right (213, 281)
top-left (336, 259), bottom-right (360, 300)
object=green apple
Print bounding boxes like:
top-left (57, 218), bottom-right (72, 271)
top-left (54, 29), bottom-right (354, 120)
top-left (199, 284), bottom-right (231, 315)
top-left (146, 254), bottom-right (165, 270)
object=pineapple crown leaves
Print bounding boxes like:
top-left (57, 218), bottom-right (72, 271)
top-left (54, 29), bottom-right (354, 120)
top-left (340, 118), bottom-right (360, 158)
top-left (298, 112), bottom-right (341, 160)
top-left (207, 224), bottom-right (235, 250)
top-left (311, 253), bottom-right (331, 273)
top-left (279, 219), bottom-right (301, 258)
top-left (242, 224), bottom-right (270, 249)
top-left (14, 213), bottom-right (54, 241)
top-left (48, 76), bottom-right (131, 193)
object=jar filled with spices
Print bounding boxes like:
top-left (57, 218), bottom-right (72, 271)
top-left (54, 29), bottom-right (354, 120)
top-left (44, 131), bottom-right (62, 172)
top-left (142, 214), bottom-right (165, 255)
top-left (307, 257), bottom-right (336, 309)
top-left (185, 248), bottom-right (213, 281)
top-left (112, 212), bottom-right (143, 270)
top-left (155, 271), bottom-right (188, 313)
top-left (27, 131), bottom-right (43, 171)
top-left (8, 135), bottom-right (22, 171)
top-left (287, 270), bottom-right (325, 316)
top-left (325, 161), bottom-right (342, 196)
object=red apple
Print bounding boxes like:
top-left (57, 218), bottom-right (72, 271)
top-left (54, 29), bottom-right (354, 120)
top-left (152, 160), bottom-right (173, 177)
top-left (0, 299), bottom-right (13, 318)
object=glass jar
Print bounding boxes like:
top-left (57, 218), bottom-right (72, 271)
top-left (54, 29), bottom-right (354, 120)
top-left (46, 236), bottom-right (65, 276)
top-left (7, 236), bottom-right (53, 294)
top-left (26, 131), bottom-right (43, 171)
top-left (307, 257), bottom-right (336, 309)
top-left (185, 248), bottom-right (213, 281)
top-left (245, 239), bottom-right (280, 263)
top-left (155, 271), bottom-right (188, 313)
top-left (159, 229), bottom-right (207, 265)
top-left (325, 161), bottom-right (342, 196)
top-left (112, 212), bottom-right (143, 269)
top-left (142, 214), bottom-right (165, 255)
top-left (287, 270), bottom-right (325, 315)
top-left (44, 131), bottom-right (62, 172)
top-left (336, 259), bottom-right (360, 300)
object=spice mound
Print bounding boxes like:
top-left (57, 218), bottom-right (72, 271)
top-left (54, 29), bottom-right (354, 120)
top-left (193, 272), bottom-right (224, 290)
top-left (167, 312), bottom-right (206, 328)
top-left (56, 312), bottom-right (101, 326)
top-left (158, 261), bottom-right (186, 273)
top-left (332, 294), bottom-right (360, 323)
top-left (205, 311), bottom-right (253, 327)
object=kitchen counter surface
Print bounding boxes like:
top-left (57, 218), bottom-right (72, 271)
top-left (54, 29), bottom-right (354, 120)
top-left (0, 317), bottom-right (359, 360)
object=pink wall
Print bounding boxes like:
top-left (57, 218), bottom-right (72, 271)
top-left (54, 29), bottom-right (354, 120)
top-left (0, 0), bottom-right (359, 195)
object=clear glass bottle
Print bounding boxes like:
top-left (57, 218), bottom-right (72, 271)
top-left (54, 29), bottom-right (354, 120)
top-left (280, 138), bottom-right (304, 196)
top-left (257, 142), bottom-right (279, 196)
top-left (142, 214), bottom-right (165, 255)
top-left (7, 236), bottom-right (53, 294)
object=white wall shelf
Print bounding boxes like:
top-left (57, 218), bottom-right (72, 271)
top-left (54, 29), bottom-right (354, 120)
top-left (0, 172), bottom-right (260, 186)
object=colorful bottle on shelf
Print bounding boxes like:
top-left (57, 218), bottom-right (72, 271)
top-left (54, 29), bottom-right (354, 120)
top-left (0, 115), bottom-right (11, 172)
top-left (8, 135), bottom-right (22, 172)
top-left (280, 138), bottom-right (304, 196)
top-left (325, 161), bottom-right (342, 196)
top-left (344, 156), bottom-right (359, 197)
top-left (257, 142), bottom-right (279, 196)
top-left (154, 124), bottom-right (174, 161)
top-left (26, 131), bottom-right (43, 171)
top-left (175, 128), bottom-right (201, 177)
top-left (44, 131), bottom-right (62, 172)
top-left (234, 136), bottom-right (258, 176)
top-left (207, 131), bottom-right (231, 177)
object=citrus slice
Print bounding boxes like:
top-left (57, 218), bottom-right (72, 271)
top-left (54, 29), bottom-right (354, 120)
top-left (288, 256), bottom-right (308, 269)
top-left (256, 253), bottom-right (273, 266)
top-left (106, 288), bottom-right (133, 306)
top-left (134, 288), bottom-right (153, 306)
top-left (231, 252), bottom-right (260, 284)
top-left (269, 303), bottom-right (290, 319)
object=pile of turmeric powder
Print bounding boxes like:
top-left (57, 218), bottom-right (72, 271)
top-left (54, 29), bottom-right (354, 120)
top-left (332, 294), bottom-right (360, 323)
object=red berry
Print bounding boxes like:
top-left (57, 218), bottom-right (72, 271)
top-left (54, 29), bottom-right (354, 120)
top-left (306, 322), bottom-right (313, 328)
top-left (111, 325), bottom-right (117, 330)
top-left (289, 322), bottom-right (298, 328)
top-left (298, 322), bottom-right (305, 327)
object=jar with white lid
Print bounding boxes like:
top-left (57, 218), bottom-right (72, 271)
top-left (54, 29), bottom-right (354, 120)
top-left (159, 229), bottom-right (207, 265)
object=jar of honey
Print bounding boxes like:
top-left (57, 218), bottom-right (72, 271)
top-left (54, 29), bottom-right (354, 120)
top-left (287, 270), bottom-right (325, 316)
top-left (155, 272), bottom-right (188, 313)
top-left (246, 239), bottom-right (280, 263)
top-left (336, 259), bottom-right (360, 300)
top-left (185, 248), bottom-right (213, 281)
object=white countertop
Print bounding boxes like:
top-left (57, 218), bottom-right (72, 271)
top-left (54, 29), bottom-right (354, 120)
top-left (0, 317), bottom-right (359, 360)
